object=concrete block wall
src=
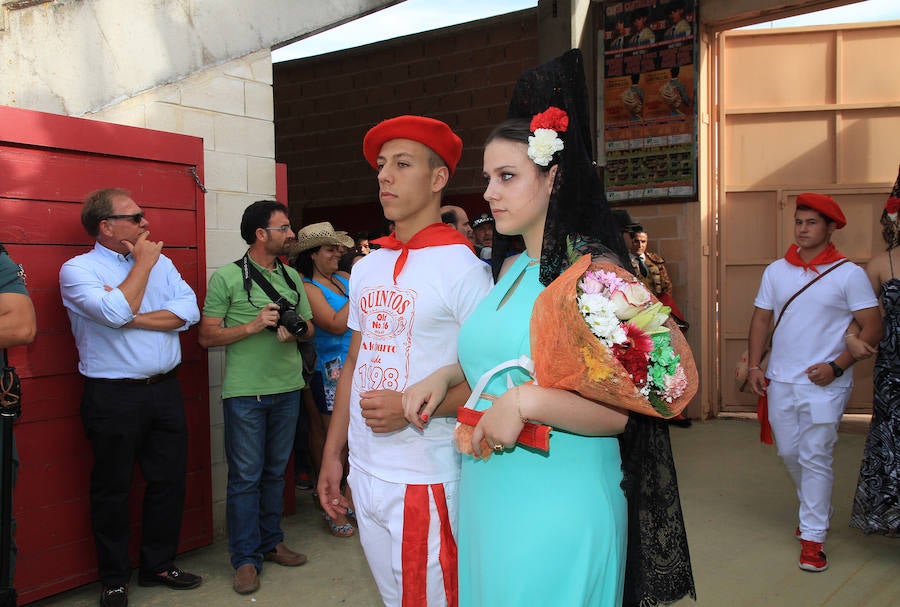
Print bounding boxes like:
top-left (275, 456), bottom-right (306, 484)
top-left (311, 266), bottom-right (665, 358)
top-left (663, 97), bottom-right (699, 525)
top-left (89, 49), bottom-right (277, 537)
top-left (274, 9), bottom-right (539, 233)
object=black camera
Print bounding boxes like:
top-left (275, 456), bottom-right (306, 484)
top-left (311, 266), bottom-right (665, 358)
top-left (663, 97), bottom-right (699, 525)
top-left (270, 296), bottom-right (308, 337)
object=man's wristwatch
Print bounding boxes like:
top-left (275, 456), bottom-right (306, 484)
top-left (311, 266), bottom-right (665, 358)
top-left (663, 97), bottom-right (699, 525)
top-left (828, 361), bottom-right (844, 378)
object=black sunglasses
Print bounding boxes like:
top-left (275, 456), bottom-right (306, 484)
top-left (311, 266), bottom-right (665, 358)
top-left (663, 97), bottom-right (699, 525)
top-left (102, 212), bottom-right (144, 224)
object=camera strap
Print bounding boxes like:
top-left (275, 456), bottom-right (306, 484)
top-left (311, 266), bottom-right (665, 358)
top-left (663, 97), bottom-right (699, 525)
top-left (233, 253), bottom-right (299, 309)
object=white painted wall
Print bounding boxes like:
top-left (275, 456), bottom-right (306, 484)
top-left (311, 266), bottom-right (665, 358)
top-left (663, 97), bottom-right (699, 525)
top-left (1, 0), bottom-right (398, 114)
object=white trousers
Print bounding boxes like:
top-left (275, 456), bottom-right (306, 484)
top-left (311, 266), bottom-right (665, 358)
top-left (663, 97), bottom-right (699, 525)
top-left (767, 381), bottom-right (850, 543)
top-left (348, 467), bottom-right (458, 607)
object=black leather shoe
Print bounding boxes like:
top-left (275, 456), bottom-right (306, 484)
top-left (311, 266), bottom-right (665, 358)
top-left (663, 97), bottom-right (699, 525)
top-left (138, 567), bottom-right (202, 590)
top-left (100, 584), bottom-right (128, 607)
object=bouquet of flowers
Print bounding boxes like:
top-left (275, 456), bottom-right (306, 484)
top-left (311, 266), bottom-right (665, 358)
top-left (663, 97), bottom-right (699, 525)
top-left (456, 254), bottom-right (697, 457)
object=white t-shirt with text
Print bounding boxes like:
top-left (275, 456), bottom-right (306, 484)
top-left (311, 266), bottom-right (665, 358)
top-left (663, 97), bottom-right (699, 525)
top-left (347, 244), bottom-right (493, 484)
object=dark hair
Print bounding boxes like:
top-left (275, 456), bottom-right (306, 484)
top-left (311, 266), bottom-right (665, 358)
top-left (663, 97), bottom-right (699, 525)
top-left (291, 246), bottom-right (320, 278)
top-left (670, 66), bottom-right (680, 78)
top-left (82, 188), bottom-right (130, 237)
top-left (441, 209), bottom-right (458, 225)
top-left (240, 200), bottom-right (289, 245)
top-left (486, 119), bottom-right (555, 174)
top-left (796, 204), bottom-right (834, 226)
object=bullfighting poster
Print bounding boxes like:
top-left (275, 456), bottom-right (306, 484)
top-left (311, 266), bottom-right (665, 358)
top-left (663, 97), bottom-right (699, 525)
top-left (599, 0), bottom-right (698, 203)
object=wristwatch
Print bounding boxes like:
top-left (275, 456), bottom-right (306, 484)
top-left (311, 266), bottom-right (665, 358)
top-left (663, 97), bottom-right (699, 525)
top-left (828, 361), bottom-right (844, 378)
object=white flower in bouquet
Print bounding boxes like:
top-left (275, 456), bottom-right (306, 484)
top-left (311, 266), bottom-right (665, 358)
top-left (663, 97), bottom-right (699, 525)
top-left (609, 283), bottom-right (651, 319)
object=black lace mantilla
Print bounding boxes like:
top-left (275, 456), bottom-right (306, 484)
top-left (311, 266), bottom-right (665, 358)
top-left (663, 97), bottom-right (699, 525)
top-left (491, 50), bottom-right (630, 284)
top-left (573, 248), bottom-right (697, 606)
top-left (620, 414), bottom-right (697, 606)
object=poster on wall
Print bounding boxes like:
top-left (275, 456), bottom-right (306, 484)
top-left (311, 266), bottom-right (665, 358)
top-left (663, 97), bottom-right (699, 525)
top-left (599, 0), bottom-right (698, 203)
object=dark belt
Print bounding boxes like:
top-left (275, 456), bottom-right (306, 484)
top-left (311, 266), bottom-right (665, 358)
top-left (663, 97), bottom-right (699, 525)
top-left (85, 366), bottom-right (179, 385)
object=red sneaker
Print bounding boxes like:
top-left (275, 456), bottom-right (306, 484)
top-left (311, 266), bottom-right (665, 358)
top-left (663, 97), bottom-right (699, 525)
top-left (799, 539), bottom-right (828, 572)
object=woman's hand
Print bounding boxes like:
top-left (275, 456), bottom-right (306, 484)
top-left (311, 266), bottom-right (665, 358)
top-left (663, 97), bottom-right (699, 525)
top-left (402, 377), bottom-right (449, 429)
top-left (846, 334), bottom-right (877, 360)
top-left (401, 364), bottom-right (464, 429)
top-left (471, 385), bottom-right (526, 457)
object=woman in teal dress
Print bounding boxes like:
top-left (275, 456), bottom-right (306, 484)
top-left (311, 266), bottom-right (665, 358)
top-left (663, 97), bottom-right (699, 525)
top-left (404, 50), bottom-right (695, 607)
top-left (454, 248), bottom-right (628, 606)
top-left (403, 69), bottom-right (632, 607)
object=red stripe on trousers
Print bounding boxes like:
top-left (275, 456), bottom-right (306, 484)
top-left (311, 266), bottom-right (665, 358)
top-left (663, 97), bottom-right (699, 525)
top-left (431, 483), bottom-right (458, 607)
top-left (401, 483), bottom-right (458, 607)
top-left (402, 485), bottom-right (429, 607)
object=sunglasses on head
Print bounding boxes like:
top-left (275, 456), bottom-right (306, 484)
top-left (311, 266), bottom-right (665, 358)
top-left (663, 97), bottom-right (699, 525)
top-left (102, 212), bottom-right (144, 224)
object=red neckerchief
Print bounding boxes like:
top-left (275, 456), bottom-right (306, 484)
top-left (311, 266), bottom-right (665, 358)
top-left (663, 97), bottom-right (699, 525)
top-left (783, 242), bottom-right (845, 274)
top-left (371, 222), bottom-right (475, 283)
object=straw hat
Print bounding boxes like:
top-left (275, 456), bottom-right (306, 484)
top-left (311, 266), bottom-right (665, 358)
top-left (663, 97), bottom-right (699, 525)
top-left (292, 222), bottom-right (354, 254)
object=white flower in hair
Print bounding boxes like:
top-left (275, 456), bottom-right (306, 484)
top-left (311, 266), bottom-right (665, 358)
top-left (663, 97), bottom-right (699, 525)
top-left (528, 129), bottom-right (564, 167)
top-left (527, 106), bottom-right (569, 167)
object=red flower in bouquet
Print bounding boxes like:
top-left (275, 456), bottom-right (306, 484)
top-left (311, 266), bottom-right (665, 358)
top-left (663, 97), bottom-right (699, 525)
top-left (612, 323), bottom-right (653, 385)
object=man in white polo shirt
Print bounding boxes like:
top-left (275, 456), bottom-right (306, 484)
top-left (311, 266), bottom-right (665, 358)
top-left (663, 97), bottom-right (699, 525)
top-left (747, 193), bottom-right (881, 573)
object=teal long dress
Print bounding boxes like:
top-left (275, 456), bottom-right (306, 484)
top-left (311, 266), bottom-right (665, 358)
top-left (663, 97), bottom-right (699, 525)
top-left (456, 253), bottom-right (627, 607)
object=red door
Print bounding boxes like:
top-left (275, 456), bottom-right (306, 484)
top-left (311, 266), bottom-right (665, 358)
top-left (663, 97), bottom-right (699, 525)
top-left (0, 105), bottom-right (212, 603)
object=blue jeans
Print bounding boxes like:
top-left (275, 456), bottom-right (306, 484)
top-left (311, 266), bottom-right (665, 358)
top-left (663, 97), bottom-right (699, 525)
top-left (223, 390), bottom-right (300, 569)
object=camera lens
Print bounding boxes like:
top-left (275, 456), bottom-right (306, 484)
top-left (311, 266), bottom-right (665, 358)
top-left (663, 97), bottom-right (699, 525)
top-left (279, 309), bottom-right (308, 337)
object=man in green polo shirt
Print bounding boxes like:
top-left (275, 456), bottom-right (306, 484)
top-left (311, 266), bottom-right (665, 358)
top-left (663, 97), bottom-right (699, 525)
top-left (199, 200), bottom-right (314, 595)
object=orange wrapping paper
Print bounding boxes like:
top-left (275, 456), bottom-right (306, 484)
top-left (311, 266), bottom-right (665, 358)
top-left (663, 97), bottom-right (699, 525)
top-left (529, 255), bottom-right (697, 418)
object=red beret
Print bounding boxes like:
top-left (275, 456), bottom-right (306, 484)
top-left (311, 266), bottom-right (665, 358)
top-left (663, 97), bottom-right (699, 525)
top-left (363, 115), bottom-right (463, 176)
top-left (796, 192), bottom-right (846, 229)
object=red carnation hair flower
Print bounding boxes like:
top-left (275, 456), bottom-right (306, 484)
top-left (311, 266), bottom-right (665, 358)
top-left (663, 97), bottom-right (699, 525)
top-left (886, 197), bottom-right (900, 214)
top-left (530, 106), bottom-right (569, 133)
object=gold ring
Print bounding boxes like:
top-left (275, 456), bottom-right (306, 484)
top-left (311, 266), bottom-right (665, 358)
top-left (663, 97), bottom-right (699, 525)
top-left (493, 443), bottom-right (503, 452)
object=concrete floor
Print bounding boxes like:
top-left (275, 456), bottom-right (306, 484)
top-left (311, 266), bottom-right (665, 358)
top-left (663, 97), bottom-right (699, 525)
top-left (27, 418), bottom-right (900, 607)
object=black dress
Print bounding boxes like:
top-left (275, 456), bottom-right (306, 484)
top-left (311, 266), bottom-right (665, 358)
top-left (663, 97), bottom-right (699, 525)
top-left (850, 251), bottom-right (900, 537)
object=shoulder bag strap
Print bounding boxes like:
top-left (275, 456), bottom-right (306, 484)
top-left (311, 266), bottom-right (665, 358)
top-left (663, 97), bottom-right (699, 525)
top-left (769, 258), bottom-right (850, 344)
top-left (745, 258), bottom-right (850, 390)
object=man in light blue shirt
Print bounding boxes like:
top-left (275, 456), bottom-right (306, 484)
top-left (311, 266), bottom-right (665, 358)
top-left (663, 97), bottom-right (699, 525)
top-left (59, 188), bottom-right (202, 607)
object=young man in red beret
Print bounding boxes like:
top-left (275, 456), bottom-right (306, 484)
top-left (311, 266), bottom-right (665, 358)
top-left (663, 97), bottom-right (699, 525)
top-left (746, 193), bottom-right (881, 572)
top-left (318, 116), bottom-right (492, 606)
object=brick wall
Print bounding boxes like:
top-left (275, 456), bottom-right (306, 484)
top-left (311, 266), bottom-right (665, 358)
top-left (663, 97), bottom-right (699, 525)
top-left (274, 8), bottom-right (539, 235)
